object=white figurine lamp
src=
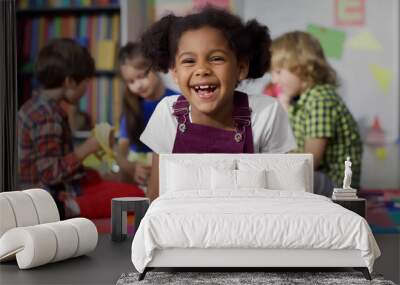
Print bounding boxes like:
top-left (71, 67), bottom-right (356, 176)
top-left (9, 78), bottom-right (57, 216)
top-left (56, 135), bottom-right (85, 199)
top-left (332, 157), bottom-right (358, 199)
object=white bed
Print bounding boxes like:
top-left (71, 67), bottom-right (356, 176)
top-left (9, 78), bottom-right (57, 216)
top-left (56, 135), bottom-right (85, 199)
top-left (131, 154), bottom-right (380, 280)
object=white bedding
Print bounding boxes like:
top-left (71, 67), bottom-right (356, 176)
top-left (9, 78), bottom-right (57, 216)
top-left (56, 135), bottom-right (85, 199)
top-left (131, 190), bottom-right (380, 273)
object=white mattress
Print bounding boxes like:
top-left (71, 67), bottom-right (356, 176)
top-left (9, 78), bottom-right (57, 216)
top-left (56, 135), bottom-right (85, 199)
top-left (131, 190), bottom-right (380, 273)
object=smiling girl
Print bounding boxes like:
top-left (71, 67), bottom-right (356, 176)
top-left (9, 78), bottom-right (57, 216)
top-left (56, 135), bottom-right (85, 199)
top-left (139, 7), bottom-right (297, 201)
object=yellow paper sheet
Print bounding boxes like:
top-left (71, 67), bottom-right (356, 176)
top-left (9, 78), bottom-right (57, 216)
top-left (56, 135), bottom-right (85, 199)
top-left (346, 30), bottom-right (383, 51)
top-left (374, 147), bottom-right (388, 161)
top-left (369, 64), bottom-right (393, 95)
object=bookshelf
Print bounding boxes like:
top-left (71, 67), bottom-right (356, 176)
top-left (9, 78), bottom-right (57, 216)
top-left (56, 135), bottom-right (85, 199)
top-left (16, 5), bottom-right (120, 15)
top-left (16, 0), bottom-right (123, 131)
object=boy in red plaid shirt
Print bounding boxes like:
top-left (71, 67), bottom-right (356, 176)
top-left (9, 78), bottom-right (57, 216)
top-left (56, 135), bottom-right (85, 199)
top-left (18, 39), bottom-right (144, 219)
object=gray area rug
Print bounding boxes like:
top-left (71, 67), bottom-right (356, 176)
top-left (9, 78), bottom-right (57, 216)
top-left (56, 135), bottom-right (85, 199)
top-left (116, 271), bottom-right (396, 285)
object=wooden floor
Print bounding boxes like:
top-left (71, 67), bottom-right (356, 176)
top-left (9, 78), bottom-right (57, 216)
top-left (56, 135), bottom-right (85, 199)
top-left (0, 234), bottom-right (133, 285)
top-left (373, 233), bottom-right (400, 284)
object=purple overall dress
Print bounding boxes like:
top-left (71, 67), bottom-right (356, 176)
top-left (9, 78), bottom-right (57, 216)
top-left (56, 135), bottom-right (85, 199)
top-left (172, 91), bottom-right (254, 153)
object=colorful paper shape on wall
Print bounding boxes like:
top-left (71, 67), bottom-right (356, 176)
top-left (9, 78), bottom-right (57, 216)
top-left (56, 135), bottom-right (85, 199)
top-left (346, 30), bottom-right (383, 51)
top-left (371, 117), bottom-right (382, 131)
top-left (366, 117), bottom-right (385, 146)
top-left (369, 64), bottom-right (393, 95)
top-left (374, 147), bottom-right (388, 161)
top-left (335, 0), bottom-right (365, 26)
top-left (306, 24), bottom-right (346, 60)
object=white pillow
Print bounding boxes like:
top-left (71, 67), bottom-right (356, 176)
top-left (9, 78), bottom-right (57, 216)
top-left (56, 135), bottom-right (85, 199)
top-left (238, 159), bottom-right (307, 191)
top-left (267, 163), bottom-right (306, 191)
top-left (211, 168), bottom-right (236, 190)
top-left (166, 160), bottom-right (235, 192)
top-left (211, 168), bottom-right (267, 190)
top-left (237, 169), bottom-right (267, 189)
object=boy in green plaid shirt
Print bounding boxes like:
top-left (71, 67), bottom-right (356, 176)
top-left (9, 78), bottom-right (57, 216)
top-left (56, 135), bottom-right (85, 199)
top-left (270, 31), bottom-right (362, 196)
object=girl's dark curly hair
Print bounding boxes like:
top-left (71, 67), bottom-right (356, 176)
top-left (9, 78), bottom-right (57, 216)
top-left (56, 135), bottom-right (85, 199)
top-left (140, 6), bottom-right (271, 79)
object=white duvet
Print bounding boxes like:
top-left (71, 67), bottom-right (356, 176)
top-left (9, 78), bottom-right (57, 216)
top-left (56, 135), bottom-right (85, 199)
top-left (131, 190), bottom-right (380, 273)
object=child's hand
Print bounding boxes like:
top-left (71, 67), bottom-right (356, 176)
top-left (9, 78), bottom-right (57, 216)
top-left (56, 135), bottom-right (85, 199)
top-left (74, 136), bottom-right (101, 161)
top-left (133, 162), bottom-right (151, 185)
top-left (85, 136), bottom-right (101, 153)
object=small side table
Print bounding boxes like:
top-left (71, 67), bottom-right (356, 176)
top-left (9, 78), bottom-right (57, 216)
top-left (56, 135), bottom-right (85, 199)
top-left (111, 197), bottom-right (149, 242)
top-left (332, 198), bottom-right (366, 218)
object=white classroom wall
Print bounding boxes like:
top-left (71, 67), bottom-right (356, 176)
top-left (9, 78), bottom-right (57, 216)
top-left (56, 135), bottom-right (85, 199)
top-left (121, 0), bottom-right (400, 189)
top-left (242, 0), bottom-right (400, 189)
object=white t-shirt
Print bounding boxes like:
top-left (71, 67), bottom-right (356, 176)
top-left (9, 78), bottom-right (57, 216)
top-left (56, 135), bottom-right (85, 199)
top-left (140, 94), bottom-right (297, 153)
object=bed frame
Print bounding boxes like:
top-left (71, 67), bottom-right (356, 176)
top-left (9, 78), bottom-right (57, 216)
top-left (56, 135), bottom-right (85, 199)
top-left (140, 248), bottom-right (371, 280)
top-left (139, 154), bottom-right (371, 280)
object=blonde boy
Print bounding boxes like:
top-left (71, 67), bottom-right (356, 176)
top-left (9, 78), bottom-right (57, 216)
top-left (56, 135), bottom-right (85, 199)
top-left (270, 31), bottom-right (362, 196)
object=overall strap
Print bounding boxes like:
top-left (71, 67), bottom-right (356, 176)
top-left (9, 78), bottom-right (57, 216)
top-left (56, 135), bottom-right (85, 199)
top-left (172, 95), bottom-right (189, 116)
top-left (232, 91), bottom-right (252, 142)
top-left (172, 96), bottom-right (190, 133)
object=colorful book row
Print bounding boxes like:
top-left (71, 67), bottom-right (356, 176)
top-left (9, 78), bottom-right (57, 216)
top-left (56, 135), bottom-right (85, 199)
top-left (20, 14), bottom-right (120, 72)
top-left (18, 0), bottom-right (120, 9)
top-left (81, 76), bottom-right (122, 129)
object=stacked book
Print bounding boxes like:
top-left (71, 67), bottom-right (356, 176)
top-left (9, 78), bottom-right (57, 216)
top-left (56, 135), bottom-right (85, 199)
top-left (332, 188), bottom-right (358, 200)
